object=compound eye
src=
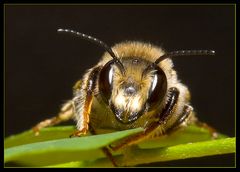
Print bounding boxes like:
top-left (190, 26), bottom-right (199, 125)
top-left (99, 60), bottom-right (115, 104)
top-left (148, 66), bottom-right (167, 109)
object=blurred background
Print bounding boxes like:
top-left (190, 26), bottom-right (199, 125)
top-left (5, 5), bottom-right (235, 166)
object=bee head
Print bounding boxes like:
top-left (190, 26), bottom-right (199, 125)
top-left (99, 58), bottom-right (167, 124)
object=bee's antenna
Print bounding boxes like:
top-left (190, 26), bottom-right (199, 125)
top-left (154, 50), bottom-right (216, 64)
top-left (57, 28), bottom-right (125, 75)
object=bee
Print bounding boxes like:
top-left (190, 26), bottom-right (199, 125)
top-left (32, 28), bottom-right (216, 166)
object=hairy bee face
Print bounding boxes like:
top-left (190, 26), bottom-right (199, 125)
top-left (99, 58), bottom-right (167, 124)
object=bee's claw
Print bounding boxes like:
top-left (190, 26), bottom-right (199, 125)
top-left (69, 129), bottom-right (87, 138)
top-left (212, 132), bottom-right (219, 139)
top-left (32, 127), bottom-right (40, 136)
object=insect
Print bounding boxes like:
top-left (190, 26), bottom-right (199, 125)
top-left (32, 28), bottom-right (217, 166)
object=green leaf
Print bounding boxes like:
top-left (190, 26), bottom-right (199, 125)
top-left (71, 137), bottom-right (235, 167)
top-left (4, 127), bottom-right (143, 166)
top-left (4, 125), bottom-right (235, 167)
top-left (4, 126), bottom-right (76, 148)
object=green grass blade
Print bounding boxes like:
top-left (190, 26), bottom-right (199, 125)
top-left (4, 126), bottom-right (76, 148)
top-left (82, 137), bottom-right (236, 167)
top-left (4, 128), bottom-right (143, 166)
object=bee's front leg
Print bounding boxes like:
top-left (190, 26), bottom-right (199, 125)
top-left (63, 67), bottom-right (118, 166)
top-left (165, 104), bottom-right (194, 133)
top-left (110, 87), bottom-right (180, 151)
top-left (70, 67), bottom-right (101, 137)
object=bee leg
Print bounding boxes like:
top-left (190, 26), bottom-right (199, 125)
top-left (167, 105), bottom-right (218, 139)
top-left (195, 121), bottom-right (219, 139)
top-left (165, 104), bottom-right (193, 133)
top-left (110, 87), bottom-right (179, 151)
top-left (70, 67), bottom-right (101, 137)
top-left (101, 147), bottom-right (118, 167)
top-left (32, 100), bottom-right (74, 136)
top-left (88, 125), bottom-right (118, 167)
